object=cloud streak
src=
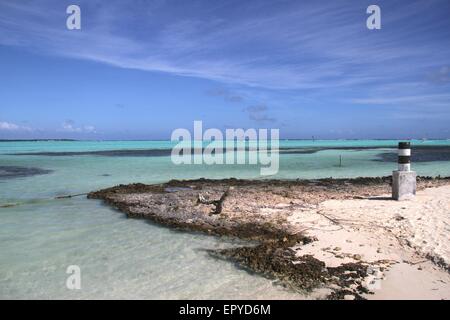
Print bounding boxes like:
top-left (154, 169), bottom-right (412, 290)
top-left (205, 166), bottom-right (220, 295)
top-left (61, 120), bottom-right (96, 133)
top-left (1, 0), bottom-right (449, 92)
top-left (0, 121), bottom-right (31, 131)
top-left (245, 105), bottom-right (276, 123)
top-left (206, 88), bottom-right (244, 103)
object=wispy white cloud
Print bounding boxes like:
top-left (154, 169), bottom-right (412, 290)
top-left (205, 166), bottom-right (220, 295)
top-left (351, 93), bottom-right (450, 106)
top-left (61, 120), bottom-right (96, 133)
top-left (245, 105), bottom-right (276, 123)
top-left (0, 121), bottom-right (31, 131)
top-left (206, 88), bottom-right (244, 103)
top-left (0, 121), bottom-right (20, 131)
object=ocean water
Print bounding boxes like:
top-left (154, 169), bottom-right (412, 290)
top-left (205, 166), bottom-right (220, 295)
top-left (1, 140), bottom-right (450, 299)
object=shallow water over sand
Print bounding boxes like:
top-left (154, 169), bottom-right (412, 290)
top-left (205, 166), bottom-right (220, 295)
top-left (1, 140), bottom-right (450, 299)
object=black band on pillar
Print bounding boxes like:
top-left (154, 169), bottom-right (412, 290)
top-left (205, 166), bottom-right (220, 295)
top-left (398, 156), bottom-right (411, 164)
top-left (398, 142), bottom-right (410, 149)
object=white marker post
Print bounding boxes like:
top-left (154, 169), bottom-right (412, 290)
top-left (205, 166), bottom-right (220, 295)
top-left (392, 142), bottom-right (416, 200)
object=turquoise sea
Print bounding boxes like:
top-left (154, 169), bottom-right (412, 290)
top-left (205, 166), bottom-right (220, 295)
top-left (1, 140), bottom-right (450, 299)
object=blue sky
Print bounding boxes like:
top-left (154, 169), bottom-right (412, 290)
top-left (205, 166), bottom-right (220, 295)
top-left (0, 0), bottom-right (449, 139)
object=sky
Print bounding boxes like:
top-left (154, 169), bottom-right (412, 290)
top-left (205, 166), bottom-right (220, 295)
top-left (0, 0), bottom-right (449, 140)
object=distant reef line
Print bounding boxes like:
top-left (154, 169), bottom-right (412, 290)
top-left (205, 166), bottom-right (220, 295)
top-left (2, 139), bottom-right (450, 142)
top-left (8, 145), bottom-right (450, 162)
top-left (0, 139), bottom-right (77, 142)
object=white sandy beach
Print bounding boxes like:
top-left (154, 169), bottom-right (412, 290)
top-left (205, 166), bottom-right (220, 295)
top-left (289, 185), bottom-right (450, 299)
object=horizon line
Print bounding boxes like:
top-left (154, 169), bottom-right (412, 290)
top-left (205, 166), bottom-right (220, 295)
top-left (1, 138), bottom-right (450, 142)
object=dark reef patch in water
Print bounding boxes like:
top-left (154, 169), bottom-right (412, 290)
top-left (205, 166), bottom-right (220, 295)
top-left (9, 149), bottom-right (173, 157)
top-left (8, 146), bottom-right (394, 157)
top-left (9, 145), bottom-right (450, 159)
top-left (375, 146), bottom-right (450, 163)
top-left (0, 166), bottom-right (53, 179)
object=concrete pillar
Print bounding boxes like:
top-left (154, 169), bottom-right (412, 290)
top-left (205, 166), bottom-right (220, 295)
top-left (392, 142), bottom-right (416, 200)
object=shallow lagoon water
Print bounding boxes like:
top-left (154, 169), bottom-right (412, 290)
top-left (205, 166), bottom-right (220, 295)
top-left (1, 140), bottom-right (450, 299)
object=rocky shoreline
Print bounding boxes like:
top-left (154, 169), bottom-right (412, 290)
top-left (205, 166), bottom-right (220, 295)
top-left (88, 176), bottom-right (450, 299)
